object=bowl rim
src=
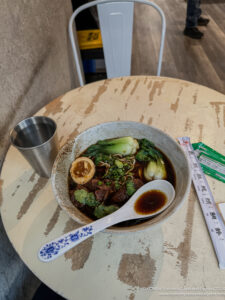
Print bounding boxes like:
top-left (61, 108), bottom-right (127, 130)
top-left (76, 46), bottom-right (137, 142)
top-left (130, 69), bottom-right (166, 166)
top-left (51, 120), bottom-right (192, 233)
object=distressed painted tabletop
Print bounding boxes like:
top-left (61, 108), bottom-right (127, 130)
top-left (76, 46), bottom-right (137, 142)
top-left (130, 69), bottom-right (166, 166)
top-left (1, 76), bottom-right (225, 300)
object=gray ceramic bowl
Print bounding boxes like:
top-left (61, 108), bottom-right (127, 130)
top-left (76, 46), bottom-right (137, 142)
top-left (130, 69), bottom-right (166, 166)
top-left (51, 121), bottom-right (191, 232)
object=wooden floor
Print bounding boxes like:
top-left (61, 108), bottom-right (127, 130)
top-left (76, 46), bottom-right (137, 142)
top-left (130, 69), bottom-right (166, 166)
top-left (132, 0), bottom-right (225, 94)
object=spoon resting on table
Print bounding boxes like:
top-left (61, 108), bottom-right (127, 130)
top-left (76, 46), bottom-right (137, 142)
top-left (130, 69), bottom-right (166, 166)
top-left (38, 179), bottom-right (175, 262)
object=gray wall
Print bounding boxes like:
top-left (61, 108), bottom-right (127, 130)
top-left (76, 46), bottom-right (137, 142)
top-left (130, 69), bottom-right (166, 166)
top-left (0, 0), bottom-right (77, 299)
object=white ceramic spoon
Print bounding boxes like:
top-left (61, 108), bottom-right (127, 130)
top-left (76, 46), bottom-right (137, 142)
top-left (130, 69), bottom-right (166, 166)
top-left (39, 180), bottom-right (175, 262)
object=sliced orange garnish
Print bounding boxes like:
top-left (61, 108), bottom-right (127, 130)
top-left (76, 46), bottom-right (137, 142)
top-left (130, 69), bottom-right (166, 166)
top-left (70, 157), bottom-right (95, 185)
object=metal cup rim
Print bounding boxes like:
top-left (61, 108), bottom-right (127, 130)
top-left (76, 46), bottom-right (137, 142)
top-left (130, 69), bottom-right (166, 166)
top-left (10, 116), bottom-right (57, 151)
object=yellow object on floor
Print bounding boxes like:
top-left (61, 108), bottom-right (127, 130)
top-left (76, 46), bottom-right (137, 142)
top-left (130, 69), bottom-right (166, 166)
top-left (77, 29), bottom-right (103, 50)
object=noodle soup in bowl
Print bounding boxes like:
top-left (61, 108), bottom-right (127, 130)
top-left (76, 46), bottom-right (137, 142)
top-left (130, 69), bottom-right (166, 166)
top-left (51, 121), bottom-right (191, 232)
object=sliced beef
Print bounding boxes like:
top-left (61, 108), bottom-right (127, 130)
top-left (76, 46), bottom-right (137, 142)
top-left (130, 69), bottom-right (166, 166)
top-left (95, 189), bottom-right (109, 202)
top-left (104, 180), bottom-right (116, 193)
top-left (111, 186), bottom-right (128, 203)
top-left (75, 184), bottom-right (88, 191)
top-left (133, 178), bottom-right (144, 190)
top-left (84, 178), bottom-right (100, 191)
top-left (85, 178), bottom-right (114, 194)
top-left (110, 178), bottom-right (144, 204)
top-left (98, 184), bottom-right (113, 193)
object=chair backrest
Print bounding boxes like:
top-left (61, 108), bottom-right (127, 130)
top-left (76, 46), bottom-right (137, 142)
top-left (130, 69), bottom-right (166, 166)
top-left (69, 0), bottom-right (166, 86)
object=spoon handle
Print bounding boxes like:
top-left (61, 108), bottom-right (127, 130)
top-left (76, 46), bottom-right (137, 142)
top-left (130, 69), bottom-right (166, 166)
top-left (38, 209), bottom-right (126, 262)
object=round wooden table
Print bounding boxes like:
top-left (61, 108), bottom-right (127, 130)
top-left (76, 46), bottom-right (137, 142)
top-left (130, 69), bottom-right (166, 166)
top-left (1, 76), bottom-right (225, 299)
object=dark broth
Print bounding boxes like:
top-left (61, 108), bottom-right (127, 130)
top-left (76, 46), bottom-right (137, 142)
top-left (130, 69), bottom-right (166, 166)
top-left (134, 190), bottom-right (167, 215)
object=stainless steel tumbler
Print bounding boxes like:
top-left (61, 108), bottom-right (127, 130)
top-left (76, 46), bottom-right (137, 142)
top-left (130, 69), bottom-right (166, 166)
top-left (10, 116), bottom-right (58, 178)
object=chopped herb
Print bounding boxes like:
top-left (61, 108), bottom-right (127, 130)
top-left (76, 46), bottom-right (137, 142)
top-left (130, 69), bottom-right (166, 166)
top-left (94, 153), bottom-right (113, 165)
top-left (115, 160), bottom-right (123, 168)
top-left (126, 180), bottom-right (136, 196)
top-left (115, 181), bottom-right (121, 190)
